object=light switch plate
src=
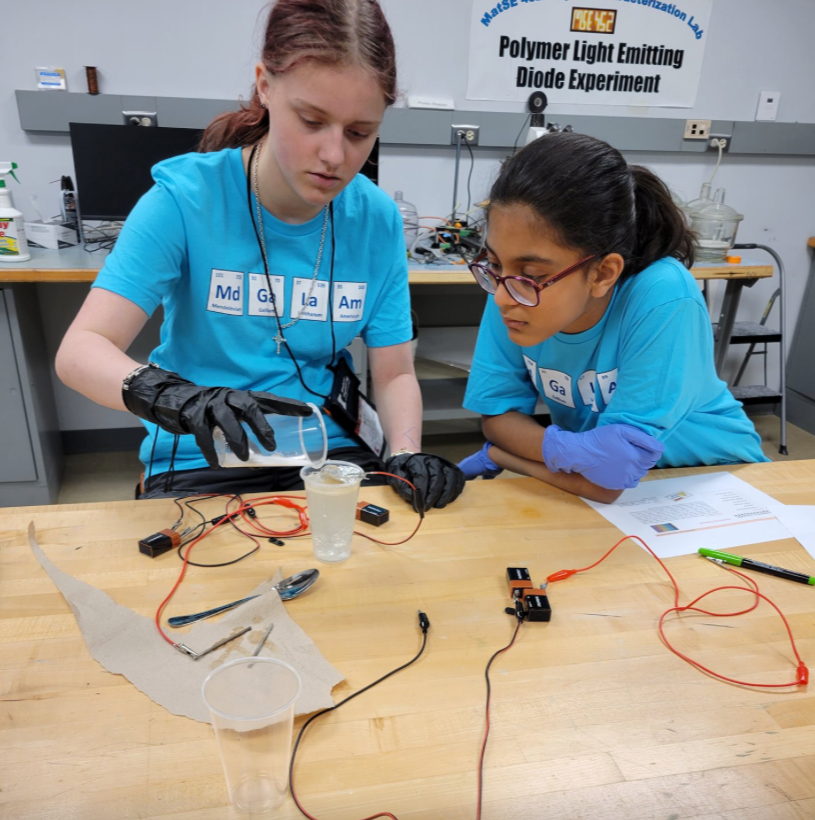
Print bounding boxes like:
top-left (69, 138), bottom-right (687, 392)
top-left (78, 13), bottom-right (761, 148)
top-left (755, 90), bottom-right (780, 122)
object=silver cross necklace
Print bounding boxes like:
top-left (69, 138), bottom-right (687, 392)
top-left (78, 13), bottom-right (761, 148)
top-left (251, 140), bottom-right (329, 354)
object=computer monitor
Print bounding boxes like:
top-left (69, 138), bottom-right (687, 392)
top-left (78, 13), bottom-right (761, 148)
top-left (69, 123), bottom-right (203, 222)
top-left (69, 122), bottom-right (380, 224)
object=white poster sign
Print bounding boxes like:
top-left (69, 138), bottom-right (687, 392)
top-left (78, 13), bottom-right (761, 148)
top-left (467, 0), bottom-right (713, 107)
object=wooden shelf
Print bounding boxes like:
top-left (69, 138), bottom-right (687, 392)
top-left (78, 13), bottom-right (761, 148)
top-left (415, 326), bottom-right (479, 372)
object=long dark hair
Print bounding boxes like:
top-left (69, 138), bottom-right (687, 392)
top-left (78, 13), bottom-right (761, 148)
top-left (488, 131), bottom-right (694, 274)
top-left (199, 0), bottom-right (397, 152)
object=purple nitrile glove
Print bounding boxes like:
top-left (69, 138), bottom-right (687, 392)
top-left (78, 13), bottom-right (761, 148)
top-left (457, 442), bottom-right (503, 480)
top-left (542, 423), bottom-right (665, 490)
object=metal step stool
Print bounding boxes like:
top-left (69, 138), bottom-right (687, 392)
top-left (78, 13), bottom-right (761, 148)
top-left (724, 244), bottom-right (787, 454)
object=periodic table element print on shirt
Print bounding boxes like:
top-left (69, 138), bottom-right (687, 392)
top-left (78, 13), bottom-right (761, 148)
top-left (597, 368), bottom-right (619, 405)
top-left (532, 366), bottom-right (620, 413)
top-left (290, 278), bottom-right (330, 321)
top-left (538, 369), bottom-right (575, 409)
top-left (523, 355), bottom-right (538, 387)
top-left (207, 269), bottom-right (244, 315)
top-left (332, 282), bottom-right (367, 322)
top-left (577, 370), bottom-right (599, 412)
top-left (247, 273), bottom-right (285, 317)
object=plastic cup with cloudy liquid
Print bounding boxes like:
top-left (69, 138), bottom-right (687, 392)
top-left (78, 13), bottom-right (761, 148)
top-left (213, 402), bottom-right (327, 469)
top-left (300, 460), bottom-right (365, 563)
top-left (201, 658), bottom-right (302, 814)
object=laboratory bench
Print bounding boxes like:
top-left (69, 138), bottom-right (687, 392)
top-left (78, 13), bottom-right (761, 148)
top-left (2, 460), bottom-right (815, 817)
top-left (0, 247), bottom-right (773, 505)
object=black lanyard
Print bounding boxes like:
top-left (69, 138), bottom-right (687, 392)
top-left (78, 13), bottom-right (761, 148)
top-left (245, 142), bottom-right (337, 400)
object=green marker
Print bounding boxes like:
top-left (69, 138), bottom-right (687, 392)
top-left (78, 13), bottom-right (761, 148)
top-left (699, 548), bottom-right (815, 586)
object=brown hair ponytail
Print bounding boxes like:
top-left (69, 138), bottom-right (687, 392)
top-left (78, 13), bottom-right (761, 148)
top-left (199, 92), bottom-right (269, 153)
top-left (629, 164), bottom-right (695, 272)
top-left (199, 0), bottom-right (397, 153)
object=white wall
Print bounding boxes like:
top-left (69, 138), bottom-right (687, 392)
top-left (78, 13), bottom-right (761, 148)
top-left (387, 0), bottom-right (815, 122)
top-left (4, 0), bottom-right (815, 430)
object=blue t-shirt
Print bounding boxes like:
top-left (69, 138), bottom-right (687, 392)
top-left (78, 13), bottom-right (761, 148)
top-left (93, 148), bottom-right (412, 476)
top-left (464, 257), bottom-right (768, 468)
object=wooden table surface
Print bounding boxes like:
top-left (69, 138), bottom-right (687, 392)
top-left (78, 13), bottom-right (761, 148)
top-left (0, 246), bottom-right (773, 285)
top-left (2, 461), bottom-right (815, 819)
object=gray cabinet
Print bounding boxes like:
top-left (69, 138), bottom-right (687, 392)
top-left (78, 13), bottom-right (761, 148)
top-left (786, 250), bottom-right (815, 435)
top-left (0, 286), bottom-right (63, 506)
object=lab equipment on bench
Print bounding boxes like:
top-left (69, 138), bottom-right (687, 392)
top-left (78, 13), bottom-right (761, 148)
top-left (690, 187), bottom-right (744, 261)
top-left (524, 91), bottom-right (573, 145)
top-left (213, 401), bottom-right (327, 469)
top-left (393, 190), bottom-right (419, 250)
top-left (201, 657), bottom-right (302, 814)
top-left (301, 461), bottom-right (365, 563)
top-left (167, 569), bottom-right (321, 626)
top-left (683, 181), bottom-right (714, 224)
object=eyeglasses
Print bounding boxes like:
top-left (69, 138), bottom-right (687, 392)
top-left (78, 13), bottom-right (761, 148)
top-left (468, 250), bottom-right (599, 307)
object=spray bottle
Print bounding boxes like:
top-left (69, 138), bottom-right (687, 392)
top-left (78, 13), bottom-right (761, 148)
top-left (60, 175), bottom-right (77, 228)
top-left (0, 163), bottom-right (31, 262)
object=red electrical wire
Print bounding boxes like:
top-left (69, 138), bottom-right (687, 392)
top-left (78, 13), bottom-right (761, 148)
top-left (547, 534), bottom-right (808, 688)
top-left (154, 496), bottom-right (310, 646)
top-left (154, 511), bottom-right (239, 646)
top-left (355, 472), bottom-right (424, 546)
top-left (231, 494), bottom-right (310, 536)
top-left (155, 476), bottom-right (424, 645)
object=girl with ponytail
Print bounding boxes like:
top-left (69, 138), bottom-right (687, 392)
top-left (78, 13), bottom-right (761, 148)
top-left (458, 131), bottom-right (767, 502)
top-left (57, 0), bottom-right (464, 509)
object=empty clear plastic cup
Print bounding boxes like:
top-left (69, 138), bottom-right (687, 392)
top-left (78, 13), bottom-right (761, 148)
top-left (213, 401), bottom-right (327, 469)
top-left (301, 461), bottom-right (365, 563)
top-left (202, 658), bottom-right (302, 814)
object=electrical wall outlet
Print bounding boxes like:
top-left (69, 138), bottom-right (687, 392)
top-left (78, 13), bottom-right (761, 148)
top-left (451, 125), bottom-right (480, 146)
top-left (755, 90), bottom-right (780, 121)
top-left (708, 135), bottom-right (731, 152)
top-left (123, 111), bottom-right (158, 126)
top-left (683, 119), bottom-right (711, 139)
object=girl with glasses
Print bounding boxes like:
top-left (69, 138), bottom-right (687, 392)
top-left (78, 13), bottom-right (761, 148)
top-left (459, 132), bottom-right (767, 503)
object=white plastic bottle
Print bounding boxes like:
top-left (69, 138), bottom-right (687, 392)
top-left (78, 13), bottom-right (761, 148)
top-left (0, 162), bottom-right (31, 262)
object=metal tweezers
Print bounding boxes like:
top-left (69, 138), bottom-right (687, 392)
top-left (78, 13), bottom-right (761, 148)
top-left (174, 626), bottom-right (252, 660)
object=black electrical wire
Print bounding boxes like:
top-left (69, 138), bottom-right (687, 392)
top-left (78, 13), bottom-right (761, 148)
top-left (289, 612), bottom-right (430, 820)
top-left (476, 618), bottom-right (523, 820)
top-left (82, 222), bottom-right (120, 252)
top-left (83, 238), bottom-right (117, 252)
top-left (163, 434), bottom-right (181, 494)
top-left (327, 202), bottom-right (338, 376)
top-left (170, 494), bottom-right (262, 567)
top-left (512, 113), bottom-right (531, 156)
top-left (146, 424), bottom-right (160, 485)
top-left (176, 535), bottom-right (260, 568)
top-left (465, 139), bottom-right (475, 213)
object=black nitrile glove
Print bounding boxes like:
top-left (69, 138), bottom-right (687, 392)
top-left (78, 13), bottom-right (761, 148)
top-left (385, 452), bottom-right (465, 513)
top-left (122, 365), bottom-right (312, 468)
